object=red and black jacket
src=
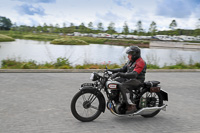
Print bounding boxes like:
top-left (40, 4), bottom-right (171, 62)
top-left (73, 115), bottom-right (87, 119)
top-left (110, 57), bottom-right (146, 82)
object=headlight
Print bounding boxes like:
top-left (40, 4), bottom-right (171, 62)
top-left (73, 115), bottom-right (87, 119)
top-left (90, 73), bottom-right (94, 80)
top-left (90, 72), bottom-right (100, 81)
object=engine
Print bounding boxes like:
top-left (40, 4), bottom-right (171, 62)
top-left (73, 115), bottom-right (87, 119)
top-left (109, 90), bottom-right (119, 100)
top-left (106, 80), bottom-right (127, 114)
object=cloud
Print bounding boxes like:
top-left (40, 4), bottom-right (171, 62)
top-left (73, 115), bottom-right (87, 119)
top-left (112, 0), bottom-right (133, 10)
top-left (15, 4), bottom-right (46, 16)
top-left (156, 0), bottom-right (200, 18)
top-left (15, 0), bottom-right (56, 3)
top-left (96, 11), bottom-right (125, 22)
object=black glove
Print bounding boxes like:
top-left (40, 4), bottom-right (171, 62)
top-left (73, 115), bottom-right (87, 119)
top-left (107, 69), bottom-right (120, 73)
top-left (111, 73), bottom-right (119, 79)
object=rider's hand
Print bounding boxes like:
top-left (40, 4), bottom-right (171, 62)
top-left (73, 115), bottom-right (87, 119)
top-left (107, 71), bottom-right (113, 75)
top-left (111, 73), bottom-right (119, 79)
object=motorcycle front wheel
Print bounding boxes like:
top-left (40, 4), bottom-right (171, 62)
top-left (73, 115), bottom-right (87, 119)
top-left (71, 90), bottom-right (102, 122)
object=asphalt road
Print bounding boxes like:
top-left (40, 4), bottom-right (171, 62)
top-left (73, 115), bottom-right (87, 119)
top-left (0, 72), bottom-right (200, 133)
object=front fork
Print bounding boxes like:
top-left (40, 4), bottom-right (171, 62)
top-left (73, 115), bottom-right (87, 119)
top-left (80, 87), bottom-right (106, 113)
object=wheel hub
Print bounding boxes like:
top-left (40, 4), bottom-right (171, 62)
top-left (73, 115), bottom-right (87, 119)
top-left (83, 101), bottom-right (91, 109)
top-left (147, 97), bottom-right (157, 107)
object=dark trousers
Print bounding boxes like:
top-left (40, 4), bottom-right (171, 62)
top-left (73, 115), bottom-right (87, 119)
top-left (115, 78), bottom-right (142, 105)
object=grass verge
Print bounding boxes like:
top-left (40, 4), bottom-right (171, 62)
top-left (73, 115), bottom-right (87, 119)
top-left (0, 31), bottom-right (149, 46)
top-left (0, 34), bottom-right (15, 42)
top-left (50, 38), bottom-right (89, 45)
top-left (1, 58), bottom-right (200, 69)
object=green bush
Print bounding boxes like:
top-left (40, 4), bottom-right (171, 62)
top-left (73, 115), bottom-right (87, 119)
top-left (194, 63), bottom-right (200, 68)
top-left (21, 61), bottom-right (37, 69)
top-left (162, 62), bottom-right (200, 69)
top-left (53, 57), bottom-right (71, 68)
top-left (147, 64), bottom-right (160, 69)
top-left (74, 63), bottom-right (121, 69)
top-left (75, 65), bottom-right (85, 69)
top-left (1, 58), bottom-right (200, 69)
top-left (50, 38), bottom-right (89, 45)
top-left (73, 36), bottom-right (108, 44)
top-left (1, 59), bottom-right (37, 69)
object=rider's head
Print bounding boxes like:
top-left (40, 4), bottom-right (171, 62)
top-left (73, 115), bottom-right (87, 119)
top-left (126, 46), bottom-right (141, 62)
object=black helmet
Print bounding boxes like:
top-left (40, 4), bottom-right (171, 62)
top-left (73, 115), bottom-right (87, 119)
top-left (126, 46), bottom-right (141, 61)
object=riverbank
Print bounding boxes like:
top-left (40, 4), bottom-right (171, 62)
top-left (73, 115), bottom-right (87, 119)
top-left (104, 39), bottom-right (149, 47)
top-left (0, 32), bottom-right (149, 46)
top-left (0, 34), bottom-right (15, 42)
top-left (50, 38), bottom-right (89, 45)
top-left (150, 41), bottom-right (200, 49)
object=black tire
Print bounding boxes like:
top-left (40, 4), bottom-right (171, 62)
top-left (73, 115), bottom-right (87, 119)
top-left (139, 90), bottom-right (163, 118)
top-left (71, 90), bottom-right (102, 122)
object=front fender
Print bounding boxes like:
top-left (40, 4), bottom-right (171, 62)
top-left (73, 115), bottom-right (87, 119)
top-left (80, 87), bottom-right (106, 113)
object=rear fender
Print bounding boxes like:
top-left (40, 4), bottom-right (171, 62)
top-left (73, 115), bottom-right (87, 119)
top-left (160, 90), bottom-right (168, 101)
top-left (143, 87), bottom-right (168, 101)
top-left (80, 87), bottom-right (106, 113)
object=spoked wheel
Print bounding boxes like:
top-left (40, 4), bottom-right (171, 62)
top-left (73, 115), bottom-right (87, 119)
top-left (71, 90), bottom-right (102, 122)
top-left (139, 90), bottom-right (163, 118)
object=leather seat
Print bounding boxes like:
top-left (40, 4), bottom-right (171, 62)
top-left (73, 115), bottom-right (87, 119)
top-left (144, 81), bottom-right (160, 87)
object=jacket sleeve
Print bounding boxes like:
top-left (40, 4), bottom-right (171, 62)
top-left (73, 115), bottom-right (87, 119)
top-left (118, 71), bottom-right (138, 79)
top-left (108, 63), bottom-right (127, 73)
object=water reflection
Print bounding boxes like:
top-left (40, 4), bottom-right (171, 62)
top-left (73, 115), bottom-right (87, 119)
top-left (0, 39), bottom-right (199, 67)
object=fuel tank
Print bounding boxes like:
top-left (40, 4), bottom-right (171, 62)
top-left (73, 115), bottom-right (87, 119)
top-left (106, 80), bottom-right (121, 90)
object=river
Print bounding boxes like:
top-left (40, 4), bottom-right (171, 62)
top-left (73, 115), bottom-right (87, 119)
top-left (0, 39), bottom-right (200, 67)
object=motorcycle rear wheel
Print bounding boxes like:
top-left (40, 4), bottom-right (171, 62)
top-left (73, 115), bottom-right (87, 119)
top-left (71, 90), bottom-right (102, 122)
top-left (139, 90), bottom-right (163, 118)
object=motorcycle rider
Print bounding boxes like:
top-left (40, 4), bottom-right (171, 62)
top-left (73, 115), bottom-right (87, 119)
top-left (108, 45), bottom-right (146, 114)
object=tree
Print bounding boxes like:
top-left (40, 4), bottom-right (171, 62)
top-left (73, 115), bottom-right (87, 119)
top-left (43, 23), bottom-right (48, 32)
top-left (122, 21), bottom-right (129, 35)
top-left (70, 23), bottom-right (74, 27)
top-left (87, 22), bottom-right (93, 33)
top-left (68, 23), bottom-right (75, 33)
top-left (132, 30), bottom-right (137, 35)
top-left (107, 22), bottom-right (116, 34)
top-left (36, 24), bottom-right (43, 32)
top-left (55, 23), bottom-right (60, 33)
top-left (169, 20), bottom-right (177, 30)
top-left (88, 22), bottom-right (93, 30)
top-left (149, 21), bottom-right (157, 36)
top-left (48, 24), bottom-right (54, 33)
top-left (196, 18), bottom-right (200, 29)
top-left (79, 22), bottom-right (86, 33)
top-left (194, 18), bottom-right (200, 36)
top-left (136, 20), bottom-right (144, 35)
top-left (62, 22), bottom-right (68, 34)
top-left (0, 16), bottom-right (12, 30)
top-left (11, 22), bottom-right (17, 31)
top-left (97, 22), bottom-right (104, 32)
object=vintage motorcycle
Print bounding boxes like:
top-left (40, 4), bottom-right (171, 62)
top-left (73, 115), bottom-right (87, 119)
top-left (71, 70), bottom-right (168, 122)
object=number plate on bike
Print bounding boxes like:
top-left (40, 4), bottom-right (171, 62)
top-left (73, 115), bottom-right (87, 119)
top-left (150, 87), bottom-right (160, 92)
top-left (81, 83), bottom-right (94, 87)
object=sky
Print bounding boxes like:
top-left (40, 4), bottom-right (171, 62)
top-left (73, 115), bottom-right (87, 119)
top-left (0, 0), bottom-right (200, 32)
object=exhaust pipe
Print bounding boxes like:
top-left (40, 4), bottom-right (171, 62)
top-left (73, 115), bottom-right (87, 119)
top-left (108, 104), bottom-right (167, 117)
top-left (133, 104), bottom-right (167, 115)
